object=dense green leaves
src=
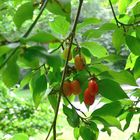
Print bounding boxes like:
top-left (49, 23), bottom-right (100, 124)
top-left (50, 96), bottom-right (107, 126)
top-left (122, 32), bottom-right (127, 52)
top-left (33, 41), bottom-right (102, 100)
top-left (98, 79), bottom-right (128, 101)
top-left (13, 2), bottom-right (33, 28)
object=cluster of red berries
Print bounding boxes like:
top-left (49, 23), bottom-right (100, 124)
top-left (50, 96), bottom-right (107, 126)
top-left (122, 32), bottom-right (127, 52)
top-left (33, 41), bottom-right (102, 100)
top-left (62, 47), bottom-right (98, 106)
top-left (63, 79), bottom-right (98, 106)
top-left (63, 80), bottom-right (82, 96)
top-left (84, 79), bottom-right (98, 106)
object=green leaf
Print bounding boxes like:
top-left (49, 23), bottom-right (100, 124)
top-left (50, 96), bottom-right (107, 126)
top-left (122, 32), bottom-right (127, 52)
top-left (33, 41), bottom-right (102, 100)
top-left (46, 54), bottom-right (62, 70)
top-left (95, 116), bottom-right (122, 129)
top-left (123, 112), bottom-right (133, 131)
top-left (77, 17), bottom-right (101, 30)
top-left (73, 127), bottom-right (80, 140)
top-left (48, 94), bottom-right (58, 111)
top-left (92, 101), bottom-right (122, 117)
top-left (134, 57), bottom-right (140, 79)
top-left (132, 89), bottom-right (140, 97)
top-left (26, 32), bottom-right (59, 43)
top-left (13, 2), bottom-right (33, 28)
top-left (10, 133), bottom-right (29, 140)
top-left (125, 53), bottom-right (138, 70)
top-left (112, 28), bottom-right (125, 51)
top-left (133, 2), bottom-right (140, 17)
top-left (136, 26), bottom-right (140, 39)
top-left (98, 79), bottom-right (128, 101)
top-left (101, 127), bottom-right (111, 136)
top-left (82, 29), bottom-right (103, 39)
top-left (0, 45), bottom-right (11, 57)
top-left (47, 0), bottom-right (71, 20)
top-left (133, 132), bottom-right (140, 140)
top-left (63, 105), bottom-right (80, 128)
top-left (49, 15), bottom-right (70, 36)
top-left (20, 72), bottom-right (33, 88)
top-left (30, 74), bottom-right (47, 108)
top-left (99, 23), bottom-right (117, 31)
top-left (98, 70), bottom-right (137, 86)
top-left (80, 126), bottom-right (96, 140)
top-left (112, 0), bottom-right (118, 4)
top-left (125, 35), bottom-right (140, 55)
top-left (81, 42), bottom-right (108, 58)
top-left (18, 48), bottom-right (40, 69)
top-left (2, 56), bottom-right (19, 87)
top-left (118, 0), bottom-right (131, 13)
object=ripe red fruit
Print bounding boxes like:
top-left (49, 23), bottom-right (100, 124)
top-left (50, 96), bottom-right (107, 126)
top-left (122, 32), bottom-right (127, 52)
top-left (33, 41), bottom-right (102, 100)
top-left (71, 80), bottom-right (82, 95)
top-left (74, 55), bottom-right (86, 70)
top-left (84, 88), bottom-right (95, 105)
top-left (88, 79), bottom-right (98, 96)
top-left (63, 81), bottom-right (72, 96)
top-left (62, 47), bottom-right (72, 61)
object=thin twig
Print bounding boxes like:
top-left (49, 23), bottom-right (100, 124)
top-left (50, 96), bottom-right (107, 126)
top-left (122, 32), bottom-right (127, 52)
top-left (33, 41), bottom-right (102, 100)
top-left (64, 95), bottom-right (87, 117)
top-left (108, 0), bottom-right (119, 27)
top-left (109, 0), bottom-right (140, 27)
top-left (23, 0), bottom-right (49, 38)
top-left (0, 47), bottom-right (19, 69)
top-left (137, 118), bottom-right (140, 132)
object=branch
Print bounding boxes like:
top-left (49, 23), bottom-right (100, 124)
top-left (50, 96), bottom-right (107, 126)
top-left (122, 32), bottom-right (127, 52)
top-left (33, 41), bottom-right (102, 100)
top-left (45, 0), bottom-right (84, 139)
top-left (109, 0), bottom-right (140, 27)
top-left (64, 95), bottom-right (86, 117)
top-left (0, 47), bottom-right (19, 69)
top-left (23, 0), bottom-right (49, 38)
top-left (0, 0), bottom-right (49, 69)
top-left (137, 118), bottom-right (140, 132)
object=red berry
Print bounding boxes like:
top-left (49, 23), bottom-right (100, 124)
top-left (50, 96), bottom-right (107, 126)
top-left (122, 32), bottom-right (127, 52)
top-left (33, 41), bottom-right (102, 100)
top-left (74, 55), bottom-right (86, 71)
top-left (88, 79), bottom-right (98, 96)
top-left (63, 81), bottom-right (72, 96)
top-left (71, 80), bottom-right (82, 95)
top-left (84, 88), bottom-right (95, 105)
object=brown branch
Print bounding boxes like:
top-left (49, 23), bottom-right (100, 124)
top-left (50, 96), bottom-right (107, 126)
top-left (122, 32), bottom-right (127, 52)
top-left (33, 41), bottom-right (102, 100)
top-left (45, 0), bottom-right (84, 139)
top-left (137, 119), bottom-right (140, 132)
